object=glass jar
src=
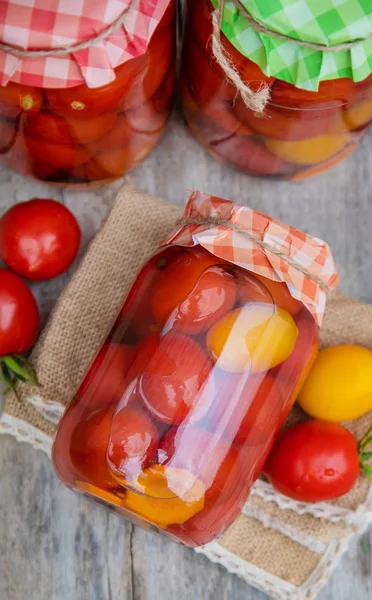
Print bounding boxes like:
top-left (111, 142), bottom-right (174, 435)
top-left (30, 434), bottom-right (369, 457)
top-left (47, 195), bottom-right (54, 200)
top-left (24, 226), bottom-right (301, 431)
top-left (181, 0), bottom-right (372, 180)
top-left (0, 1), bottom-right (175, 185)
top-left (53, 243), bottom-right (319, 547)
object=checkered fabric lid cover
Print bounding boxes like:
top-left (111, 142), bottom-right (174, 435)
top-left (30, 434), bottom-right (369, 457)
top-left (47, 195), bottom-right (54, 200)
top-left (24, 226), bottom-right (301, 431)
top-left (0, 0), bottom-right (170, 88)
top-left (164, 192), bottom-right (339, 326)
top-left (211, 0), bottom-right (372, 91)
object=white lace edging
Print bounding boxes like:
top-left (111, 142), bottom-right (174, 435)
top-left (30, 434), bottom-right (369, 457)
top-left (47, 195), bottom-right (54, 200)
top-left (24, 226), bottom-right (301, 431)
top-left (196, 541), bottom-right (298, 600)
top-left (251, 480), bottom-right (372, 527)
top-left (0, 413), bottom-right (52, 457)
top-left (27, 394), bottom-right (66, 425)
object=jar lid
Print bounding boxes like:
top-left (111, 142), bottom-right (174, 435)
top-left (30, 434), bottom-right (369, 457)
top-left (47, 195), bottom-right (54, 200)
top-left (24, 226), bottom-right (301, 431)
top-left (211, 0), bottom-right (372, 91)
top-left (164, 192), bottom-right (339, 326)
top-left (0, 0), bottom-right (170, 88)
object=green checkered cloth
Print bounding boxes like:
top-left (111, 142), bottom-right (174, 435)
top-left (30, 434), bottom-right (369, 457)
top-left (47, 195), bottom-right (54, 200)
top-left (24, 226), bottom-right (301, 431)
top-left (211, 0), bottom-right (372, 91)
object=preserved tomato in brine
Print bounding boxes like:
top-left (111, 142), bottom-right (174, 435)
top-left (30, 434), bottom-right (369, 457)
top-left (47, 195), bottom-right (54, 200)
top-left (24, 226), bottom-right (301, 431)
top-left (0, 0), bottom-right (176, 185)
top-left (180, 0), bottom-right (372, 179)
top-left (53, 244), bottom-right (319, 546)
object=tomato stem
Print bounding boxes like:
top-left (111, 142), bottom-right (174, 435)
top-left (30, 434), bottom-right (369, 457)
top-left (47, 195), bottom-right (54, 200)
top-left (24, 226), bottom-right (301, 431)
top-left (358, 426), bottom-right (372, 478)
top-left (0, 354), bottom-right (38, 395)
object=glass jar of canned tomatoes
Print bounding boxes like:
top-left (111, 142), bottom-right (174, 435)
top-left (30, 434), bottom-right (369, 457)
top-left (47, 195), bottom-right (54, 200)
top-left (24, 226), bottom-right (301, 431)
top-left (181, 0), bottom-right (372, 180)
top-left (0, 0), bottom-right (175, 185)
top-left (53, 194), bottom-right (338, 547)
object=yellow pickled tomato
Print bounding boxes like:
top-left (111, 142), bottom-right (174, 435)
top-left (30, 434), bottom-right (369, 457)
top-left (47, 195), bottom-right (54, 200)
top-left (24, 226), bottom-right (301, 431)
top-left (265, 134), bottom-right (350, 166)
top-left (206, 305), bottom-right (298, 373)
top-left (343, 101), bottom-right (372, 131)
top-left (125, 465), bottom-right (205, 526)
top-left (298, 345), bottom-right (372, 422)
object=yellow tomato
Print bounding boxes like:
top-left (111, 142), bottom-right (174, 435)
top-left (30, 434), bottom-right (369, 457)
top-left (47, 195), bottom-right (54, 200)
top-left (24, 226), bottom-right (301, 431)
top-left (343, 101), bottom-right (372, 131)
top-left (125, 465), bottom-right (205, 526)
top-left (298, 345), bottom-right (372, 421)
top-left (265, 134), bottom-right (349, 166)
top-left (206, 305), bottom-right (298, 373)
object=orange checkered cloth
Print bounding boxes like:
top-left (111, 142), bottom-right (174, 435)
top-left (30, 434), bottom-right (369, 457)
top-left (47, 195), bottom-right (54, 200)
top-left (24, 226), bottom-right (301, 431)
top-left (164, 192), bottom-right (340, 326)
top-left (0, 0), bottom-right (170, 88)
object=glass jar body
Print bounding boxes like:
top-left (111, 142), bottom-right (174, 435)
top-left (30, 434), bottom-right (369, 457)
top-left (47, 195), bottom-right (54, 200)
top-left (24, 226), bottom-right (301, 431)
top-left (180, 0), bottom-right (372, 180)
top-left (53, 244), bottom-right (319, 546)
top-left (0, 1), bottom-right (176, 186)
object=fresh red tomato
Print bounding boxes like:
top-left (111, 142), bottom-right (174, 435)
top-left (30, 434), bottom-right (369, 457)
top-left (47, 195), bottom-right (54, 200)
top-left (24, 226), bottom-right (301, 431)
top-left (70, 407), bottom-right (118, 490)
top-left (0, 198), bottom-right (81, 281)
top-left (158, 426), bottom-right (240, 504)
top-left (46, 55), bottom-right (146, 118)
top-left (165, 265), bottom-right (236, 335)
top-left (0, 268), bottom-right (39, 356)
top-left (151, 246), bottom-right (225, 325)
top-left (140, 332), bottom-right (212, 425)
top-left (0, 82), bottom-right (43, 117)
top-left (263, 420), bottom-right (360, 502)
top-left (76, 343), bottom-right (135, 411)
top-left (107, 408), bottom-right (159, 481)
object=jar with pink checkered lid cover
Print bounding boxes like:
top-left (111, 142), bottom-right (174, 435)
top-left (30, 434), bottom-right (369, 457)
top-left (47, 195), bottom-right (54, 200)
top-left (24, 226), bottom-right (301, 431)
top-left (52, 192), bottom-right (339, 547)
top-left (0, 0), bottom-right (176, 184)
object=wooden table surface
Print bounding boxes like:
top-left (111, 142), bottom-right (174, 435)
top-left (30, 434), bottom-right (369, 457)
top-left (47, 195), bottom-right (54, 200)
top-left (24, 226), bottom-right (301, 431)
top-left (0, 110), bottom-right (371, 600)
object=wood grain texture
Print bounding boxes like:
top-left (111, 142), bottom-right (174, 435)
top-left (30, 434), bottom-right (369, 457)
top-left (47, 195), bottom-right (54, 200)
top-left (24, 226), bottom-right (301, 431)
top-left (0, 110), bottom-right (371, 600)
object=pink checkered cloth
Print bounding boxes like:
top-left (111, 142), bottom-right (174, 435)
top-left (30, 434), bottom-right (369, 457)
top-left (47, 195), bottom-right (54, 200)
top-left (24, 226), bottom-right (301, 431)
top-left (164, 192), bottom-right (340, 326)
top-left (0, 0), bottom-right (171, 88)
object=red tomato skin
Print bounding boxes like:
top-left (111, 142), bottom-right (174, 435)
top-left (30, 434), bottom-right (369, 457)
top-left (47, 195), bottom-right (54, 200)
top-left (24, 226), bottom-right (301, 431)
top-left (107, 408), bottom-right (159, 478)
top-left (151, 246), bottom-right (226, 325)
top-left (165, 265), bottom-right (236, 335)
top-left (139, 332), bottom-right (212, 425)
top-left (158, 426), bottom-right (240, 504)
top-left (0, 268), bottom-right (40, 356)
top-left (0, 199), bottom-right (81, 281)
top-left (263, 420), bottom-right (360, 502)
top-left (76, 343), bottom-right (135, 411)
top-left (70, 407), bottom-right (118, 490)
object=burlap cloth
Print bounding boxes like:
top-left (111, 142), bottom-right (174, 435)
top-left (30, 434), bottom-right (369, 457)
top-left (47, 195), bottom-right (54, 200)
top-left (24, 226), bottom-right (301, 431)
top-left (0, 184), bottom-right (371, 600)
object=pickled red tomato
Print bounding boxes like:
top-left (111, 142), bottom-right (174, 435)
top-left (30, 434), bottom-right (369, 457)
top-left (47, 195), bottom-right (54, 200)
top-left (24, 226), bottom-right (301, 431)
top-left (238, 272), bottom-right (302, 316)
top-left (205, 373), bottom-right (284, 446)
top-left (165, 266), bottom-right (236, 335)
top-left (76, 343), bottom-right (135, 411)
top-left (207, 306), bottom-right (298, 373)
top-left (113, 254), bottom-right (161, 340)
top-left (234, 98), bottom-right (344, 142)
top-left (70, 407), bottom-right (117, 490)
top-left (140, 332), bottom-right (212, 425)
top-left (46, 55), bottom-right (147, 118)
top-left (25, 136), bottom-right (89, 170)
top-left (125, 464), bottom-right (205, 526)
top-left (107, 408), bottom-right (159, 481)
top-left (25, 111), bottom-right (117, 145)
top-left (210, 135), bottom-right (292, 176)
top-left (0, 82), bottom-right (43, 117)
top-left (151, 246), bottom-right (226, 325)
top-left (158, 427), bottom-right (240, 504)
top-left (270, 78), bottom-right (358, 109)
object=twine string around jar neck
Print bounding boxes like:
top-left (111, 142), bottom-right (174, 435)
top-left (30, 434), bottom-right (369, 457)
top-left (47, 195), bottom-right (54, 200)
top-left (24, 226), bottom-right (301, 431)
top-left (0, 0), bottom-right (140, 58)
top-left (177, 215), bottom-right (332, 294)
top-left (212, 0), bottom-right (372, 113)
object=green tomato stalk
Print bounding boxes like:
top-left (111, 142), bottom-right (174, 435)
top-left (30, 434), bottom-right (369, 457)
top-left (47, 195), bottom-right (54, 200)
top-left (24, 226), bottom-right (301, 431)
top-left (358, 426), bottom-right (372, 478)
top-left (0, 354), bottom-right (38, 397)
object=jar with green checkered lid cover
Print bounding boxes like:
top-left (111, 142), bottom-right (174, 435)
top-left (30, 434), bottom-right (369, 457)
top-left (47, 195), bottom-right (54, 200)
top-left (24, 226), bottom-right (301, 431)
top-left (180, 0), bottom-right (372, 179)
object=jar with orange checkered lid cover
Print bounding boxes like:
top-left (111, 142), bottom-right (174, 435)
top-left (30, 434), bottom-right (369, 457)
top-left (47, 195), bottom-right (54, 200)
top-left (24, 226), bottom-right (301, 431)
top-left (180, 0), bottom-right (372, 179)
top-left (52, 192), bottom-right (339, 546)
top-left (0, 0), bottom-right (175, 185)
